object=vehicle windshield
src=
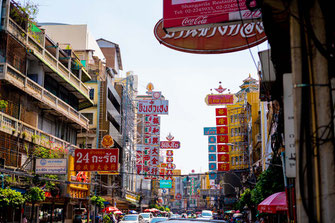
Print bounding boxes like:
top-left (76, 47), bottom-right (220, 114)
top-left (140, 213), bottom-right (150, 218)
top-left (123, 215), bottom-right (138, 221)
top-left (202, 212), bottom-right (212, 217)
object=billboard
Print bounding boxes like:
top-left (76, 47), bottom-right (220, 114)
top-left (74, 149), bottom-right (119, 171)
top-left (35, 159), bottom-right (67, 175)
top-left (138, 100), bottom-right (169, 114)
top-left (160, 141), bottom-right (181, 149)
top-left (216, 108), bottom-right (227, 116)
top-left (155, 19), bottom-right (266, 54)
top-left (204, 127), bottom-right (217, 135)
top-left (205, 94), bottom-right (234, 105)
top-left (160, 180), bottom-right (173, 188)
top-left (163, 0), bottom-right (262, 32)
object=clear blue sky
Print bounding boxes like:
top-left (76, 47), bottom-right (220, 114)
top-left (29, 0), bottom-right (268, 174)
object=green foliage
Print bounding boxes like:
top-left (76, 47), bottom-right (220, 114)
top-left (44, 175), bottom-right (58, 190)
top-left (251, 166), bottom-right (284, 205)
top-left (165, 207), bottom-right (170, 212)
top-left (90, 196), bottom-right (106, 209)
top-left (158, 206), bottom-right (164, 211)
top-left (103, 215), bottom-right (112, 223)
top-left (0, 188), bottom-right (25, 208)
top-left (0, 99), bottom-right (8, 110)
top-left (236, 188), bottom-right (252, 211)
top-left (33, 146), bottom-right (60, 159)
top-left (24, 187), bottom-right (45, 203)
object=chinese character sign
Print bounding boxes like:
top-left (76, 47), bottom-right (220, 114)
top-left (216, 108), bottom-right (227, 116)
top-left (74, 149), bottom-right (119, 171)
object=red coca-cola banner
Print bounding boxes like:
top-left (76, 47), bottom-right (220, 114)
top-left (205, 94), bottom-right (234, 105)
top-left (216, 108), bottom-right (227, 116)
top-left (163, 0), bottom-right (261, 32)
top-left (217, 144), bottom-right (230, 153)
top-left (74, 149), bottom-right (119, 171)
top-left (216, 117), bottom-right (228, 126)
top-left (218, 162), bottom-right (230, 171)
top-left (160, 141), bottom-right (181, 149)
top-left (217, 126), bottom-right (228, 135)
top-left (217, 135), bottom-right (229, 143)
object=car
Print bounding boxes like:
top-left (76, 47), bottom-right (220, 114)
top-left (155, 219), bottom-right (226, 223)
top-left (197, 210), bottom-right (213, 220)
top-left (139, 213), bottom-right (154, 223)
top-left (120, 214), bottom-right (146, 223)
top-left (150, 217), bottom-right (168, 223)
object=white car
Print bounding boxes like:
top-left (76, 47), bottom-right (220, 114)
top-left (197, 210), bottom-right (213, 220)
top-left (139, 213), bottom-right (153, 223)
top-left (120, 214), bottom-right (146, 223)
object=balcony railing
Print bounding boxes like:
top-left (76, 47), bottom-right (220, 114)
top-left (6, 18), bottom-right (90, 99)
top-left (0, 63), bottom-right (89, 129)
top-left (0, 111), bottom-right (80, 151)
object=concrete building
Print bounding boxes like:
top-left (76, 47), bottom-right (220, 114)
top-left (0, 1), bottom-right (93, 221)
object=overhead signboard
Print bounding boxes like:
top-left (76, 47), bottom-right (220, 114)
top-left (217, 135), bottom-right (229, 143)
top-left (205, 94), bottom-right (234, 105)
top-left (35, 159), bottom-right (67, 175)
top-left (155, 19), bottom-right (266, 54)
top-left (74, 149), bottom-right (119, 171)
top-left (218, 154), bottom-right (230, 162)
top-left (160, 180), bottom-right (173, 188)
top-left (204, 127), bottom-right (217, 135)
top-left (138, 100), bottom-right (169, 114)
top-left (163, 0), bottom-right (261, 32)
top-left (217, 126), bottom-right (228, 135)
top-left (208, 145), bottom-right (216, 153)
top-left (216, 117), bottom-right (228, 126)
top-left (217, 144), bottom-right (230, 153)
top-left (160, 141), bottom-right (181, 149)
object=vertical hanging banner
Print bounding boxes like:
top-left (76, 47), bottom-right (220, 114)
top-left (208, 136), bottom-right (216, 144)
top-left (216, 108), bottom-right (228, 116)
top-left (218, 162), bottom-right (230, 171)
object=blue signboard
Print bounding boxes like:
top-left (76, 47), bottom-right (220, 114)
top-left (204, 127), bottom-right (217, 135)
top-left (209, 172), bottom-right (217, 180)
top-left (209, 163), bottom-right (217, 171)
top-left (209, 154), bottom-right (217, 162)
top-left (160, 180), bottom-right (172, 188)
top-left (208, 136), bottom-right (216, 144)
top-left (208, 145), bottom-right (216, 153)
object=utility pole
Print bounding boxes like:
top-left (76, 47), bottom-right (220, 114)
top-left (290, 0), bottom-right (335, 222)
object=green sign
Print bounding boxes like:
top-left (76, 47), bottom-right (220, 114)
top-left (160, 180), bottom-right (172, 188)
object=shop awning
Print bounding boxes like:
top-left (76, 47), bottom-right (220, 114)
top-left (258, 192), bottom-right (288, 214)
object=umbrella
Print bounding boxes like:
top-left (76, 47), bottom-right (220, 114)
top-left (144, 209), bottom-right (151, 212)
top-left (102, 206), bottom-right (119, 213)
top-left (129, 210), bottom-right (137, 214)
top-left (150, 208), bottom-right (160, 212)
top-left (114, 211), bottom-right (123, 215)
top-left (258, 192), bottom-right (288, 214)
top-left (235, 210), bottom-right (240, 213)
top-left (233, 213), bottom-right (243, 218)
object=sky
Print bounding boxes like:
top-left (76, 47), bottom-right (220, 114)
top-left (30, 0), bottom-right (268, 174)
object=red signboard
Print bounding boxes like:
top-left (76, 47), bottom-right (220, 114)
top-left (217, 135), bottom-right (229, 143)
top-left (154, 19), bottom-right (267, 54)
top-left (74, 149), bottom-right (119, 171)
top-left (216, 108), bottom-right (227, 116)
top-left (163, 0), bottom-right (261, 32)
top-left (205, 94), bottom-right (234, 105)
top-left (216, 117), bottom-right (228, 126)
top-left (217, 144), bottom-right (230, 153)
top-left (167, 157), bottom-right (174, 163)
top-left (218, 154), bottom-right (230, 162)
top-left (217, 126), bottom-right (228, 135)
top-left (160, 141), bottom-right (181, 149)
top-left (218, 162), bottom-right (230, 171)
top-left (175, 193), bottom-right (182, 200)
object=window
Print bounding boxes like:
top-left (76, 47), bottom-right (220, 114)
top-left (89, 89), bottom-right (94, 100)
top-left (82, 113), bottom-right (93, 124)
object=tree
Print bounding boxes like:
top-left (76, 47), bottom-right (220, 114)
top-left (90, 195), bottom-right (106, 223)
top-left (235, 188), bottom-right (252, 211)
top-left (0, 188), bottom-right (25, 222)
top-left (251, 165), bottom-right (284, 205)
top-left (24, 187), bottom-right (45, 223)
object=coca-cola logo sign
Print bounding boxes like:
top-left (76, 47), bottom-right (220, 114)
top-left (182, 16), bottom-right (208, 26)
top-left (154, 19), bottom-right (267, 54)
top-left (160, 141), bottom-right (181, 149)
